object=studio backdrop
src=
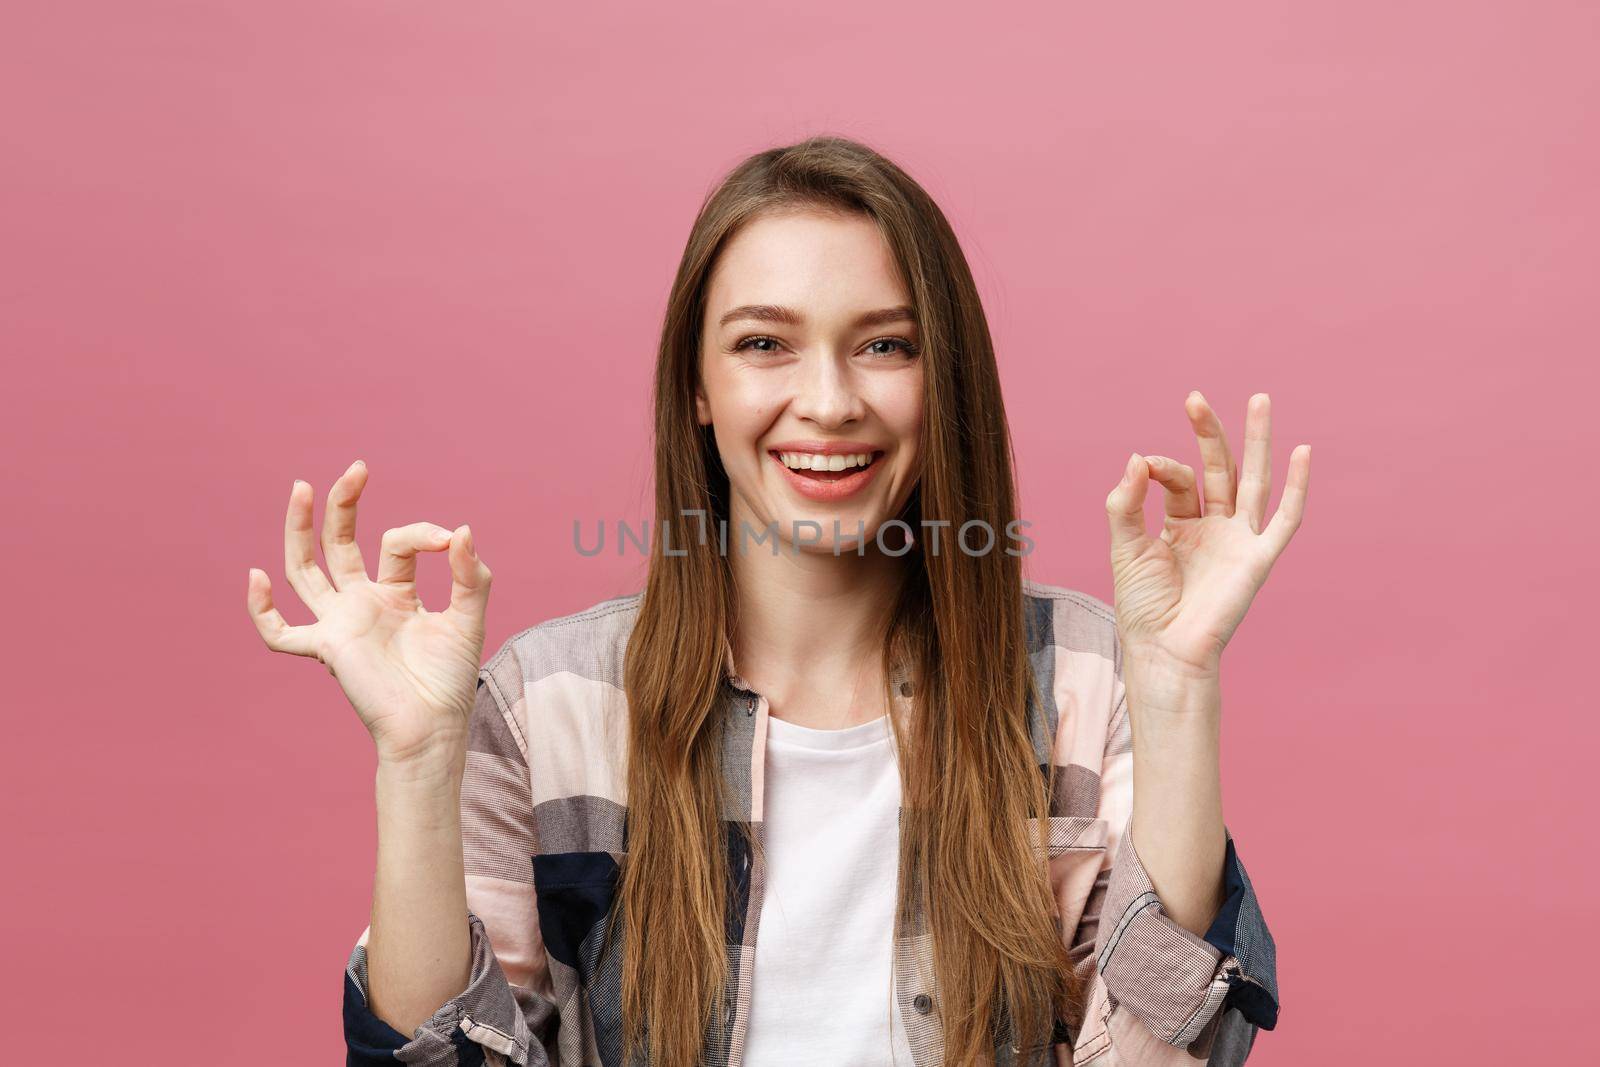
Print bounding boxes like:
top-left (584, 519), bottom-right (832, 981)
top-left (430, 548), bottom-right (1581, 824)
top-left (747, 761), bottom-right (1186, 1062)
top-left (2, 3), bottom-right (1593, 1065)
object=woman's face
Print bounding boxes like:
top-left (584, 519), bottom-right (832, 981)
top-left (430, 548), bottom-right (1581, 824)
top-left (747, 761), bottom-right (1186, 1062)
top-left (697, 208), bottom-right (924, 554)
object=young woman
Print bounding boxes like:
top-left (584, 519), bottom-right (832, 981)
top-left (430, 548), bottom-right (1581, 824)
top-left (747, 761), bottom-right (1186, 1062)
top-left (247, 136), bottom-right (1305, 1067)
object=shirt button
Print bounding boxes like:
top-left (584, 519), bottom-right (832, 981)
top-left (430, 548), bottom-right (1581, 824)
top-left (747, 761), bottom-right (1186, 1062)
top-left (913, 993), bottom-right (933, 1014)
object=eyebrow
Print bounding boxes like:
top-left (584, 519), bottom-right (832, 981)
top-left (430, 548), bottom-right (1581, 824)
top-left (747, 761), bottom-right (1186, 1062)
top-left (717, 304), bottom-right (918, 330)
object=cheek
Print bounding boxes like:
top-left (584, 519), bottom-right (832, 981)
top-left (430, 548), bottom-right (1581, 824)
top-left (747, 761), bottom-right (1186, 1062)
top-left (702, 360), bottom-right (755, 420)
top-left (703, 371), bottom-right (775, 459)
top-left (870, 371), bottom-right (924, 449)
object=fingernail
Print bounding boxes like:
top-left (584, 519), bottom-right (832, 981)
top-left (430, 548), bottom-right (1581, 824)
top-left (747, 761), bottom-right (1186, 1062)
top-left (463, 525), bottom-right (476, 556)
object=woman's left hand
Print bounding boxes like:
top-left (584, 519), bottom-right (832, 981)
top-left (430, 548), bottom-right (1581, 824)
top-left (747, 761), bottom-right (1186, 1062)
top-left (1105, 391), bottom-right (1311, 682)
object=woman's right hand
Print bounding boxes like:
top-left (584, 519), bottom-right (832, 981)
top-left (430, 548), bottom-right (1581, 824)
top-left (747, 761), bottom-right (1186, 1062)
top-left (245, 460), bottom-right (493, 767)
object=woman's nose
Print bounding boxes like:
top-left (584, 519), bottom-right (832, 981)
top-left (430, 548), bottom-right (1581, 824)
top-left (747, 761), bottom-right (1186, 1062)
top-left (789, 352), bottom-right (866, 427)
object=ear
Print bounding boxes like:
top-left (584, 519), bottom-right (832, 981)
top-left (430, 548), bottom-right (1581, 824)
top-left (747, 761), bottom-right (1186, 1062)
top-left (695, 386), bottom-right (712, 426)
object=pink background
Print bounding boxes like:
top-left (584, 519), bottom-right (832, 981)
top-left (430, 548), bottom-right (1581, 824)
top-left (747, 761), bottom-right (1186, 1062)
top-left (3, 2), bottom-right (1594, 1062)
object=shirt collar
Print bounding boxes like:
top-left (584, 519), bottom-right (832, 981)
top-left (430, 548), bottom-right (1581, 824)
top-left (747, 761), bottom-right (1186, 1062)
top-left (721, 637), bottom-right (748, 691)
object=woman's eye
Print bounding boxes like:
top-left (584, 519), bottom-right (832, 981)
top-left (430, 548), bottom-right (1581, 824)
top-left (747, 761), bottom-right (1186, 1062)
top-left (865, 338), bottom-right (919, 358)
top-left (734, 336), bottom-right (782, 353)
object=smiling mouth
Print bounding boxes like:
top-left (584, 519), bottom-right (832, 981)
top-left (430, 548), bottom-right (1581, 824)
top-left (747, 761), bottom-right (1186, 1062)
top-left (768, 449), bottom-right (885, 481)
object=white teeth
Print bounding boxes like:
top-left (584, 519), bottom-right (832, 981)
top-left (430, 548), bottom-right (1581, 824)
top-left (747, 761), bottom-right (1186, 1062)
top-left (779, 451), bottom-right (875, 471)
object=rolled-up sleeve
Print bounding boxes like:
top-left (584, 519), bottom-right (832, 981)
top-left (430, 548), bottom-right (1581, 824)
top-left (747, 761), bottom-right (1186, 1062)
top-left (341, 648), bottom-right (558, 1065)
top-left (344, 911), bottom-right (551, 1065)
top-left (1096, 819), bottom-right (1280, 1049)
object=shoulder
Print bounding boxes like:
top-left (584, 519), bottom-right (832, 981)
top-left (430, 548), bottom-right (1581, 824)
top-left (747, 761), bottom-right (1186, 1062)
top-left (474, 591), bottom-right (642, 802)
top-left (1021, 577), bottom-right (1120, 670)
top-left (479, 590), bottom-right (643, 705)
top-left (1020, 578), bottom-right (1127, 774)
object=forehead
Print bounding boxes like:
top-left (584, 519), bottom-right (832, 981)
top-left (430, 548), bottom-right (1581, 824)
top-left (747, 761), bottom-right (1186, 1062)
top-left (704, 208), bottom-right (910, 315)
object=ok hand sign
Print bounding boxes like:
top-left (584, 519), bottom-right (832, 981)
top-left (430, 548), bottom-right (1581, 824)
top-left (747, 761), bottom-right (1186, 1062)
top-left (1105, 392), bottom-right (1310, 680)
top-left (245, 460), bottom-right (493, 765)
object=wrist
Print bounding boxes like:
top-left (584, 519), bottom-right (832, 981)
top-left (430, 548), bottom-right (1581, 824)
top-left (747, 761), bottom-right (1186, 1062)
top-left (1123, 643), bottom-right (1222, 716)
top-left (1122, 637), bottom-right (1220, 682)
top-left (376, 739), bottom-right (467, 788)
top-left (375, 723), bottom-right (467, 769)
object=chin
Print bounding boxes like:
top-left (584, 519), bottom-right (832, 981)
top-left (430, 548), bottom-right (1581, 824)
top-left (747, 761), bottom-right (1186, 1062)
top-left (789, 508), bottom-right (896, 554)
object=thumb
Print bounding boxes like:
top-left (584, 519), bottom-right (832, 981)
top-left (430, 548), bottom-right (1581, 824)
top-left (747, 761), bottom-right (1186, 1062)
top-left (1105, 453), bottom-right (1150, 554)
top-left (444, 524), bottom-right (493, 631)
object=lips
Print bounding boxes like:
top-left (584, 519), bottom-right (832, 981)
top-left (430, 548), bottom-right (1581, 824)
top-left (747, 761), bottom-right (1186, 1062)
top-left (768, 449), bottom-right (885, 503)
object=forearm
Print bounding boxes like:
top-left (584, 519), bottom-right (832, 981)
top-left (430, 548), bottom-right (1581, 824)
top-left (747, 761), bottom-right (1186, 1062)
top-left (366, 747), bottom-right (473, 1037)
top-left (1124, 651), bottom-right (1227, 937)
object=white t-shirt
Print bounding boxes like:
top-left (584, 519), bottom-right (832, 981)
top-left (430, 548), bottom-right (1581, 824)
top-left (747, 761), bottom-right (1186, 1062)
top-left (743, 710), bottom-right (916, 1067)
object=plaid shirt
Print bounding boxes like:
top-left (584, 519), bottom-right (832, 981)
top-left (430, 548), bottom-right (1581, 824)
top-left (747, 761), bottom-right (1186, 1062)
top-left (343, 581), bottom-right (1279, 1066)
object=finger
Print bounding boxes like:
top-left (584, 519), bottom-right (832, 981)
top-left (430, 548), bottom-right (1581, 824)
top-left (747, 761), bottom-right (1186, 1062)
top-left (1143, 455), bottom-right (1201, 522)
top-left (284, 479), bottom-right (337, 616)
top-left (246, 567), bottom-right (321, 657)
top-left (1262, 444), bottom-right (1310, 558)
top-left (1236, 393), bottom-right (1273, 534)
top-left (1105, 452), bottom-right (1151, 554)
top-left (376, 521), bottom-right (456, 588)
top-left (322, 460), bottom-right (371, 589)
top-left (443, 524), bottom-right (493, 633)
top-left (1186, 391), bottom-right (1238, 518)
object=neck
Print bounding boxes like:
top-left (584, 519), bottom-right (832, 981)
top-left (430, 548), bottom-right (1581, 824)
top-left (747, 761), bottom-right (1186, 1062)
top-left (725, 504), bottom-right (907, 729)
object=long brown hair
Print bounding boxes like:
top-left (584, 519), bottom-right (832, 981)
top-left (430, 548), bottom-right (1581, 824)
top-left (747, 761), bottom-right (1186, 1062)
top-left (618, 135), bottom-right (1073, 1067)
